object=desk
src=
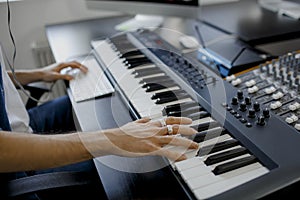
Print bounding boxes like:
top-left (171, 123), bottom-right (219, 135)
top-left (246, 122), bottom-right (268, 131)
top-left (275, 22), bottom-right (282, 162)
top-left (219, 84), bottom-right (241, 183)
top-left (46, 8), bottom-right (300, 200)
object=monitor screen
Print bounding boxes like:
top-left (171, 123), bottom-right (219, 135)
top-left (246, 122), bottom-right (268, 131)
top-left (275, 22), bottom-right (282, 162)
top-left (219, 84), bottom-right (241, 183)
top-left (85, 0), bottom-right (200, 18)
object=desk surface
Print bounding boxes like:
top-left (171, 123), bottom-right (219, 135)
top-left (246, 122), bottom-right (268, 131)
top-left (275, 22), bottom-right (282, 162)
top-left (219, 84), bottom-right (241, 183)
top-left (201, 0), bottom-right (300, 44)
top-left (46, 15), bottom-right (132, 62)
top-left (46, 9), bottom-right (300, 199)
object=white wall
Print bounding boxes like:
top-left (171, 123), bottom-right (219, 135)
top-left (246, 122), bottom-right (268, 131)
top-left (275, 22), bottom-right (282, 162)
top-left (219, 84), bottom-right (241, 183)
top-left (0, 0), bottom-right (117, 70)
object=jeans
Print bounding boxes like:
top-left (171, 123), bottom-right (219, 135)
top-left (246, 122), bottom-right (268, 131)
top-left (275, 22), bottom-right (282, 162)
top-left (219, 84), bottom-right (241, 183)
top-left (28, 95), bottom-right (76, 134)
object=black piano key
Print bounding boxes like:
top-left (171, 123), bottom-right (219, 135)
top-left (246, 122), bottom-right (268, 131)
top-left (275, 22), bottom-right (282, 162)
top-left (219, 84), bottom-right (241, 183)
top-left (145, 81), bottom-right (177, 92)
top-left (125, 57), bottom-right (151, 64)
top-left (139, 75), bottom-right (170, 85)
top-left (143, 78), bottom-right (174, 89)
top-left (133, 67), bottom-right (160, 75)
top-left (163, 102), bottom-right (203, 115)
top-left (204, 147), bottom-right (248, 166)
top-left (188, 111), bottom-right (210, 121)
top-left (191, 120), bottom-right (218, 132)
top-left (142, 79), bottom-right (175, 89)
top-left (118, 48), bottom-right (140, 55)
top-left (120, 50), bottom-right (143, 58)
top-left (155, 93), bottom-right (190, 104)
top-left (163, 101), bottom-right (200, 115)
top-left (127, 61), bottom-right (153, 69)
top-left (155, 96), bottom-right (178, 104)
top-left (168, 106), bottom-right (203, 117)
top-left (134, 68), bottom-right (163, 78)
top-left (192, 128), bottom-right (227, 143)
top-left (151, 89), bottom-right (186, 100)
top-left (197, 139), bottom-right (239, 157)
top-left (212, 155), bottom-right (258, 175)
top-left (152, 92), bottom-right (171, 100)
top-left (118, 46), bottom-right (137, 52)
top-left (142, 78), bottom-right (174, 88)
top-left (121, 54), bottom-right (146, 60)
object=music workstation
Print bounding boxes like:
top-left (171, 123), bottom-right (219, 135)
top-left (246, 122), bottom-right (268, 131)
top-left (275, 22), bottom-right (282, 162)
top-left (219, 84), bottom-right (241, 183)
top-left (46, 0), bottom-right (300, 199)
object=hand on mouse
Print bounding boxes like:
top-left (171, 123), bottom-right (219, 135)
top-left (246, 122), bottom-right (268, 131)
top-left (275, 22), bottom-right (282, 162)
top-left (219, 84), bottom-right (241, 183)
top-left (40, 61), bottom-right (88, 82)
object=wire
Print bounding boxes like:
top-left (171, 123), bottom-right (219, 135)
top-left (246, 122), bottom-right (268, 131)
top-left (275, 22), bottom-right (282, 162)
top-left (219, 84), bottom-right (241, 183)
top-left (5, 0), bottom-right (54, 104)
top-left (194, 25), bottom-right (206, 49)
top-left (6, 0), bottom-right (16, 69)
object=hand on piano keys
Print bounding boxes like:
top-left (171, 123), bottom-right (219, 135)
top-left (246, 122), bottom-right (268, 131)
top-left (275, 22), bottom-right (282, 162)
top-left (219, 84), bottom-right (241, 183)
top-left (103, 116), bottom-right (200, 162)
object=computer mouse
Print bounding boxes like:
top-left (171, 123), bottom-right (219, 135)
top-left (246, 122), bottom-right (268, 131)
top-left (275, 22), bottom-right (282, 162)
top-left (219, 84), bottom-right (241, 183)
top-left (60, 67), bottom-right (81, 77)
top-left (179, 35), bottom-right (200, 49)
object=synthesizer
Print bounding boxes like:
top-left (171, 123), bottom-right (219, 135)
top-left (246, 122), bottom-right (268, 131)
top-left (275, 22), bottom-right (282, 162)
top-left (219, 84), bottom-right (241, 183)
top-left (90, 29), bottom-right (300, 200)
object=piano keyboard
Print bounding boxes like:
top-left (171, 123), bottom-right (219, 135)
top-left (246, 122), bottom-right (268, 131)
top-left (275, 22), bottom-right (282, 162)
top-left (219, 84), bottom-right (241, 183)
top-left (90, 30), bottom-right (300, 199)
top-left (91, 37), bottom-right (193, 119)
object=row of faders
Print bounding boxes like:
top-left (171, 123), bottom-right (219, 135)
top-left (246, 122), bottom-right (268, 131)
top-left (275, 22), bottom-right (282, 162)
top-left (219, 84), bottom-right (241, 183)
top-left (225, 51), bottom-right (300, 131)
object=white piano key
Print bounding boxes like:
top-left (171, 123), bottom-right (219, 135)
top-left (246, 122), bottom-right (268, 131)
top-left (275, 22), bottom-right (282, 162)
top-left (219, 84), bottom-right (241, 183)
top-left (119, 78), bottom-right (142, 95)
top-left (108, 60), bottom-right (128, 80)
top-left (174, 134), bottom-right (233, 172)
top-left (198, 132), bottom-right (232, 149)
top-left (180, 161), bottom-right (211, 181)
top-left (130, 88), bottom-right (153, 101)
top-left (193, 165), bottom-right (268, 200)
top-left (187, 162), bottom-right (262, 190)
top-left (93, 41), bottom-right (119, 66)
top-left (191, 117), bottom-right (213, 126)
top-left (130, 64), bottom-right (157, 71)
top-left (175, 139), bottom-right (240, 172)
top-left (175, 157), bottom-right (202, 172)
top-left (138, 73), bottom-right (169, 81)
top-left (159, 119), bottom-right (222, 167)
top-left (179, 153), bottom-right (248, 181)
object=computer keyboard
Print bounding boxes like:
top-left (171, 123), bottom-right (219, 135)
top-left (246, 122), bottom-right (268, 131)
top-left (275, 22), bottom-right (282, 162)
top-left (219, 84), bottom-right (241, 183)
top-left (69, 55), bottom-right (114, 102)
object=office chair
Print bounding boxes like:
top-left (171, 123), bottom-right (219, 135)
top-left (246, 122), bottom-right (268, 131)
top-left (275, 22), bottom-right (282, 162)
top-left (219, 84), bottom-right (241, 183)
top-left (3, 169), bottom-right (107, 200)
top-left (4, 171), bottom-right (93, 199)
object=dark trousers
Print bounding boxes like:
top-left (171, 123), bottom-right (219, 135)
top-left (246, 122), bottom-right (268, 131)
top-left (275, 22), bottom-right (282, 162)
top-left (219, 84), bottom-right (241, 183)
top-left (12, 95), bottom-right (107, 200)
top-left (28, 95), bottom-right (76, 134)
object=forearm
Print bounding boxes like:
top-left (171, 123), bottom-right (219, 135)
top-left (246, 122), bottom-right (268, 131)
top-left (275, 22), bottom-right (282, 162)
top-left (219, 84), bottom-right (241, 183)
top-left (0, 117), bottom-right (199, 172)
top-left (7, 70), bottom-right (44, 86)
top-left (0, 131), bottom-right (108, 172)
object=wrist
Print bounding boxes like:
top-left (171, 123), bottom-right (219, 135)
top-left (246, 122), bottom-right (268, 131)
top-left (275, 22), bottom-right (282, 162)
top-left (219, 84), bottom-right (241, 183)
top-left (32, 69), bottom-right (46, 82)
top-left (78, 130), bottom-right (117, 158)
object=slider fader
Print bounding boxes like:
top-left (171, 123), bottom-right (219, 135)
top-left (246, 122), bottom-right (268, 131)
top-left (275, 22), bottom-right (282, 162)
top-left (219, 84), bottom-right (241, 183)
top-left (226, 51), bottom-right (300, 131)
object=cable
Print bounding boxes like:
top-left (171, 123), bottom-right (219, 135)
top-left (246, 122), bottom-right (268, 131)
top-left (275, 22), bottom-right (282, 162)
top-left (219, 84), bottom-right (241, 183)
top-left (5, 0), bottom-right (54, 104)
top-left (6, 0), bottom-right (16, 69)
top-left (194, 25), bottom-right (206, 49)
